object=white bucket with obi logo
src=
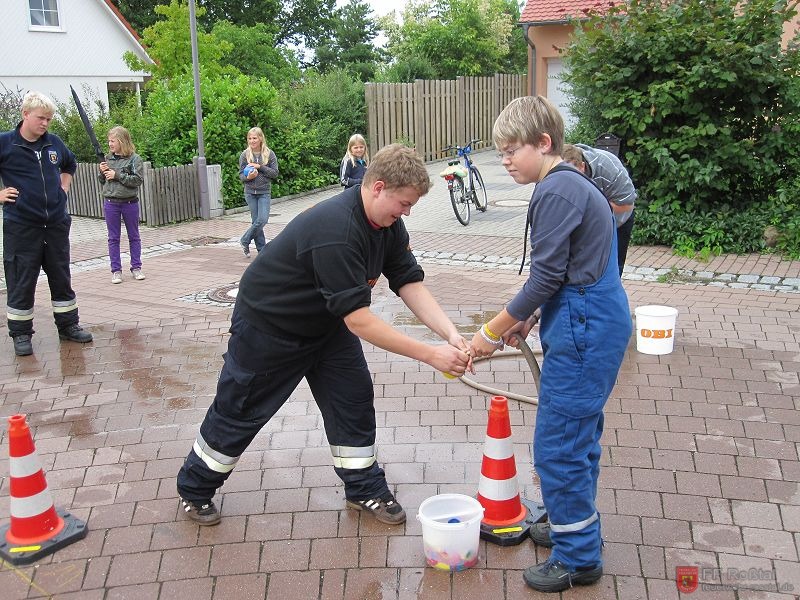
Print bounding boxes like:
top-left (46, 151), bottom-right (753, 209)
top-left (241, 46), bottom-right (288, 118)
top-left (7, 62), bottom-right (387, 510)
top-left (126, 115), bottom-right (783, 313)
top-left (634, 305), bottom-right (678, 355)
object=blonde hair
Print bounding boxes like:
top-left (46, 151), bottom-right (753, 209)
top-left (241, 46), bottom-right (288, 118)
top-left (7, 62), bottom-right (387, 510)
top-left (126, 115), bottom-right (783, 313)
top-left (107, 125), bottom-right (136, 156)
top-left (245, 127), bottom-right (270, 163)
top-left (363, 144), bottom-right (431, 195)
top-left (493, 96), bottom-right (564, 156)
top-left (21, 91), bottom-right (56, 116)
top-left (344, 133), bottom-right (369, 167)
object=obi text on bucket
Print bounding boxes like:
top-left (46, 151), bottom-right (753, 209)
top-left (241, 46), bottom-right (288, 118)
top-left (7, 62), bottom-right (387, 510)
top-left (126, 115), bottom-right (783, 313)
top-left (634, 305), bottom-right (679, 355)
top-left (639, 327), bottom-right (673, 339)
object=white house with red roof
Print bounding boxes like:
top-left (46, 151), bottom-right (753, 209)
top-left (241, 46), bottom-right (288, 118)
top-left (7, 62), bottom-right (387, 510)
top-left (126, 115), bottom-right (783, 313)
top-left (520, 0), bottom-right (800, 128)
top-left (0, 0), bottom-right (152, 111)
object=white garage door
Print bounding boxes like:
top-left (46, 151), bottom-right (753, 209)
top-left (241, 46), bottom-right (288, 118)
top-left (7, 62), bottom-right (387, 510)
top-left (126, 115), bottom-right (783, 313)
top-left (546, 57), bottom-right (576, 130)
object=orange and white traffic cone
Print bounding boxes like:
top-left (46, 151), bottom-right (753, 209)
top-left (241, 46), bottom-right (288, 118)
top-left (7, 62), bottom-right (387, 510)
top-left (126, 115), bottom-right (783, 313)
top-left (0, 414), bottom-right (87, 565)
top-left (477, 396), bottom-right (546, 546)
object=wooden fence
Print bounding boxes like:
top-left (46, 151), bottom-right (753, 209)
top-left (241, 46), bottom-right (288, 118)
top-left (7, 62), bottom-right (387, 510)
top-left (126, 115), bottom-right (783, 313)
top-left (68, 160), bottom-right (222, 226)
top-left (365, 73), bottom-right (528, 162)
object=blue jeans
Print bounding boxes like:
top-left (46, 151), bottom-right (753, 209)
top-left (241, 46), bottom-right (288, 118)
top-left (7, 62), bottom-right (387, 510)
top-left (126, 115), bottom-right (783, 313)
top-left (240, 192), bottom-right (270, 253)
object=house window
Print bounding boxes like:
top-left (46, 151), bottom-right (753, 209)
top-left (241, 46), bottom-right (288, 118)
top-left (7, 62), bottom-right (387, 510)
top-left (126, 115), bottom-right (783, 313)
top-left (29, 0), bottom-right (61, 29)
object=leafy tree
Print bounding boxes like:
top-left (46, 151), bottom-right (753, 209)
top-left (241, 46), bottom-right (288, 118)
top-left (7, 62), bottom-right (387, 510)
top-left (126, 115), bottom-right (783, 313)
top-left (563, 0), bottom-right (800, 255)
top-left (383, 0), bottom-right (526, 80)
top-left (280, 68), bottom-right (367, 178)
top-left (316, 0), bottom-right (383, 81)
top-left (112, 0), bottom-right (164, 34)
top-left (139, 72), bottom-right (330, 206)
top-left (376, 56), bottom-right (437, 83)
top-left (196, 0), bottom-right (336, 50)
top-left (124, 0), bottom-right (232, 80)
top-left (211, 20), bottom-right (302, 86)
top-left (196, 0), bottom-right (278, 26)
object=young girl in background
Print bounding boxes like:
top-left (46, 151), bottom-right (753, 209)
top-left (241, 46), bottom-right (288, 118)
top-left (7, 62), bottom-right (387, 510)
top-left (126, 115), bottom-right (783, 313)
top-left (100, 126), bottom-right (145, 284)
top-left (339, 134), bottom-right (369, 188)
top-left (239, 127), bottom-right (279, 257)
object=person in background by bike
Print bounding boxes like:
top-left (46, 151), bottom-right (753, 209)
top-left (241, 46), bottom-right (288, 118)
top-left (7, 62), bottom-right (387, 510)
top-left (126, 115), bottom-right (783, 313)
top-left (469, 96), bottom-right (630, 594)
top-left (562, 144), bottom-right (636, 276)
top-left (100, 126), bottom-right (145, 284)
top-left (339, 133), bottom-right (369, 188)
top-left (239, 127), bottom-right (278, 258)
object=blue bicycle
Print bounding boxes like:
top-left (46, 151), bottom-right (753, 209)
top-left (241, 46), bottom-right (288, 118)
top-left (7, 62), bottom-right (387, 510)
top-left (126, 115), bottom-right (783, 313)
top-left (440, 139), bottom-right (488, 226)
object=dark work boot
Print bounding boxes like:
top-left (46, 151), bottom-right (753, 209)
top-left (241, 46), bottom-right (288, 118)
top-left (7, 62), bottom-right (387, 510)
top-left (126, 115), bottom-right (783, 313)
top-left (530, 521), bottom-right (554, 547)
top-left (12, 334), bottom-right (33, 356)
top-left (523, 559), bottom-right (603, 593)
top-left (58, 324), bottom-right (93, 343)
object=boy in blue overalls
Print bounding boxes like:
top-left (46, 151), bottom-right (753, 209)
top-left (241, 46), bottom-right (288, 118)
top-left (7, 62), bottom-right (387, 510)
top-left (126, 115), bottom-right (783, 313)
top-left (469, 96), bottom-right (631, 593)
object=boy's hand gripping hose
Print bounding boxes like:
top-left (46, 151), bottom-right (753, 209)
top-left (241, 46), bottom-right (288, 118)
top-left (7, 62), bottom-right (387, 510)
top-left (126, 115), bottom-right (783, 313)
top-left (454, 333), bottom-right (541, 405)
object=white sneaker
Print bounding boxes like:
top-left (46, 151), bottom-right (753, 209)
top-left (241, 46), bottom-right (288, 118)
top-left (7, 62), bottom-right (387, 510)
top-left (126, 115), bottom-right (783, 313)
top-left (131, 269), bottom-right (146, 281)
top-left (111, 271), bottom-right (123, 284)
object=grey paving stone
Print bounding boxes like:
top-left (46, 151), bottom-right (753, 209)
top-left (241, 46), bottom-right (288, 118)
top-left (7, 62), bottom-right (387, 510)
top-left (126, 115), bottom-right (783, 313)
top-left (737, 274), bottom-right (760, 283)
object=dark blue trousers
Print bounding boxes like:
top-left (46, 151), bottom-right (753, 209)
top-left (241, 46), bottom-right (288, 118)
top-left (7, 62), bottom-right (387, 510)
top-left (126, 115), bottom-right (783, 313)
top-left (177, 310), bottom-right (389, 503)
top-left (3, 217), bottom-right (79, 337)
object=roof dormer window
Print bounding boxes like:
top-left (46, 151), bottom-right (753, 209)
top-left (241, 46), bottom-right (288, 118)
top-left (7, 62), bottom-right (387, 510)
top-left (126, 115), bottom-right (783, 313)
top-left (29, 0), bottom-right (61, 30)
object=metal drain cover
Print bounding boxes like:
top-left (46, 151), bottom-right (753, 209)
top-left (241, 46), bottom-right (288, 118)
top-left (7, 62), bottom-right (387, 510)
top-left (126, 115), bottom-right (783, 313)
top-left (207, 283), bottom-right (239, 303)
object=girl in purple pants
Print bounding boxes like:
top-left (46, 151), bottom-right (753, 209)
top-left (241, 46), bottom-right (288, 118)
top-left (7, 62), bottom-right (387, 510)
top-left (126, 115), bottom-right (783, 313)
top-left (100, 126), bottom-right (144, 284)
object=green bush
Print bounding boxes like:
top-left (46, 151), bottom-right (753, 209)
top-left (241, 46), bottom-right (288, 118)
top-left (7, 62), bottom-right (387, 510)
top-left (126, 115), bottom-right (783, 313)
top-left (140, 72), bottom-right (331, 208)
top-left (564, 0), bottom-right (800, 256)
top-left (0, 84), bottom-right (25, 131)
top-left (280, 69), bottom-right (366, 183)
top-left (49, 88), bottom-right (120, 162)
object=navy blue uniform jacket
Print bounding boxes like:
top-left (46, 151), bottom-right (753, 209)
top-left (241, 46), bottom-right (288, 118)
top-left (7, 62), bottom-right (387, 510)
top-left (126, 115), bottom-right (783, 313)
top-left (0, 123), bottom-right (77, 227)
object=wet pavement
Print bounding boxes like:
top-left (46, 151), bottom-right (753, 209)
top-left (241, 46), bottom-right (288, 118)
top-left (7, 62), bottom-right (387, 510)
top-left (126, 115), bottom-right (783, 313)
top-left (0, 151), bottom-right (799, 599)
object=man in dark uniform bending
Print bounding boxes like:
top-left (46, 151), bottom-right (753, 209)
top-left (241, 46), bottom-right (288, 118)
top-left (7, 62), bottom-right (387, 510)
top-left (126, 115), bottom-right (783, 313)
top-left (177, 144), bottom-right (472, 526)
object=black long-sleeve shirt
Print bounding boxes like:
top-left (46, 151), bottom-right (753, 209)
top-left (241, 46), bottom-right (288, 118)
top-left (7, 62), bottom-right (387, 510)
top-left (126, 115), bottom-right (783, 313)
top-left (236, 185), bottom-right (423, 337)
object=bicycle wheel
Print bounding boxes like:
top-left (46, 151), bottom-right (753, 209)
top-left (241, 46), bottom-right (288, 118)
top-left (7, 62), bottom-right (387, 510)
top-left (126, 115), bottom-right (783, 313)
top-left (471, 166), bottom-right (488, 212)
top-left (449, 176), bottom-right (470, 225)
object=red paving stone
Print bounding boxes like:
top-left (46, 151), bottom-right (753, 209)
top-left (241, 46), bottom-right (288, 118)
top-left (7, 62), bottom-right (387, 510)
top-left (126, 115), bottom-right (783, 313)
top-left (0, 172), bottom-right (799, 598)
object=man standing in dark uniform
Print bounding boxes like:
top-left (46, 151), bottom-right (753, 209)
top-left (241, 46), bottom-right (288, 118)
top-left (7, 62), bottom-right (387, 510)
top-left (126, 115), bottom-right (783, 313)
top-left (177, 144), bottom-right (472, 526)
top-left (0, 91), bottom-right (93, 356)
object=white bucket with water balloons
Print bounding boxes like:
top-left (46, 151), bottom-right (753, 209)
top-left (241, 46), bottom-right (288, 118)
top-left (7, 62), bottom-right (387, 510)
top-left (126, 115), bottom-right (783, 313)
top-left (416, 494), bottom-right (484, 571)
top-left (634, 305), bottom-right (679, 355)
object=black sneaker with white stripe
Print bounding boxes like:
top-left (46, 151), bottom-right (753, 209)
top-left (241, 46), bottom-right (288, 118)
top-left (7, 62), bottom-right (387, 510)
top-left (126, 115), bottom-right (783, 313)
top-left (346, 491), bottom-right (406, 525)
top-left (180, 497), bottom-right (221, 526)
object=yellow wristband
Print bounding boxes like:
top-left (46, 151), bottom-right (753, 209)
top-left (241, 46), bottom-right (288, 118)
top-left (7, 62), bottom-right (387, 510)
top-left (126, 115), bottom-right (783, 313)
top-left (482, 323), bottom-right (501, 341)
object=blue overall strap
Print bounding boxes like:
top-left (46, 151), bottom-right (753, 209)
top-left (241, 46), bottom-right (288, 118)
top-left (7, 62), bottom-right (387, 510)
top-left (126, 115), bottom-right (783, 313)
top-left (517, 163), bottom-right (612, 275)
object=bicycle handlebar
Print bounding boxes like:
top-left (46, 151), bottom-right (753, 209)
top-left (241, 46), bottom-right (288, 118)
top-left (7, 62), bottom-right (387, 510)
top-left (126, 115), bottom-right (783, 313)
top-left (441, 139), bottom-right (482, 155)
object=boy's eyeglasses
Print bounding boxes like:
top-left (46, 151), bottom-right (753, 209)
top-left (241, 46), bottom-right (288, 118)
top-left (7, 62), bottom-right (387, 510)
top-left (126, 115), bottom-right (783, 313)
top-left (497, 146), bottom-right (522, 160)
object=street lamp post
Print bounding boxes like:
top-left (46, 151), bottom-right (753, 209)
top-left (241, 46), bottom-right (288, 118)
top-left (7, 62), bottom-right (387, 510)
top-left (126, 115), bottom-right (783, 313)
top-left (189, 0), bottom-right (210, 219)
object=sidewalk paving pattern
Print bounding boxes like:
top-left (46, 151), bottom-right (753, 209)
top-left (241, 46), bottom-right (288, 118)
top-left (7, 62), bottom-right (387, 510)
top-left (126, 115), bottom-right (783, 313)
top-left (0, 152), bottom-right (799, 599)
